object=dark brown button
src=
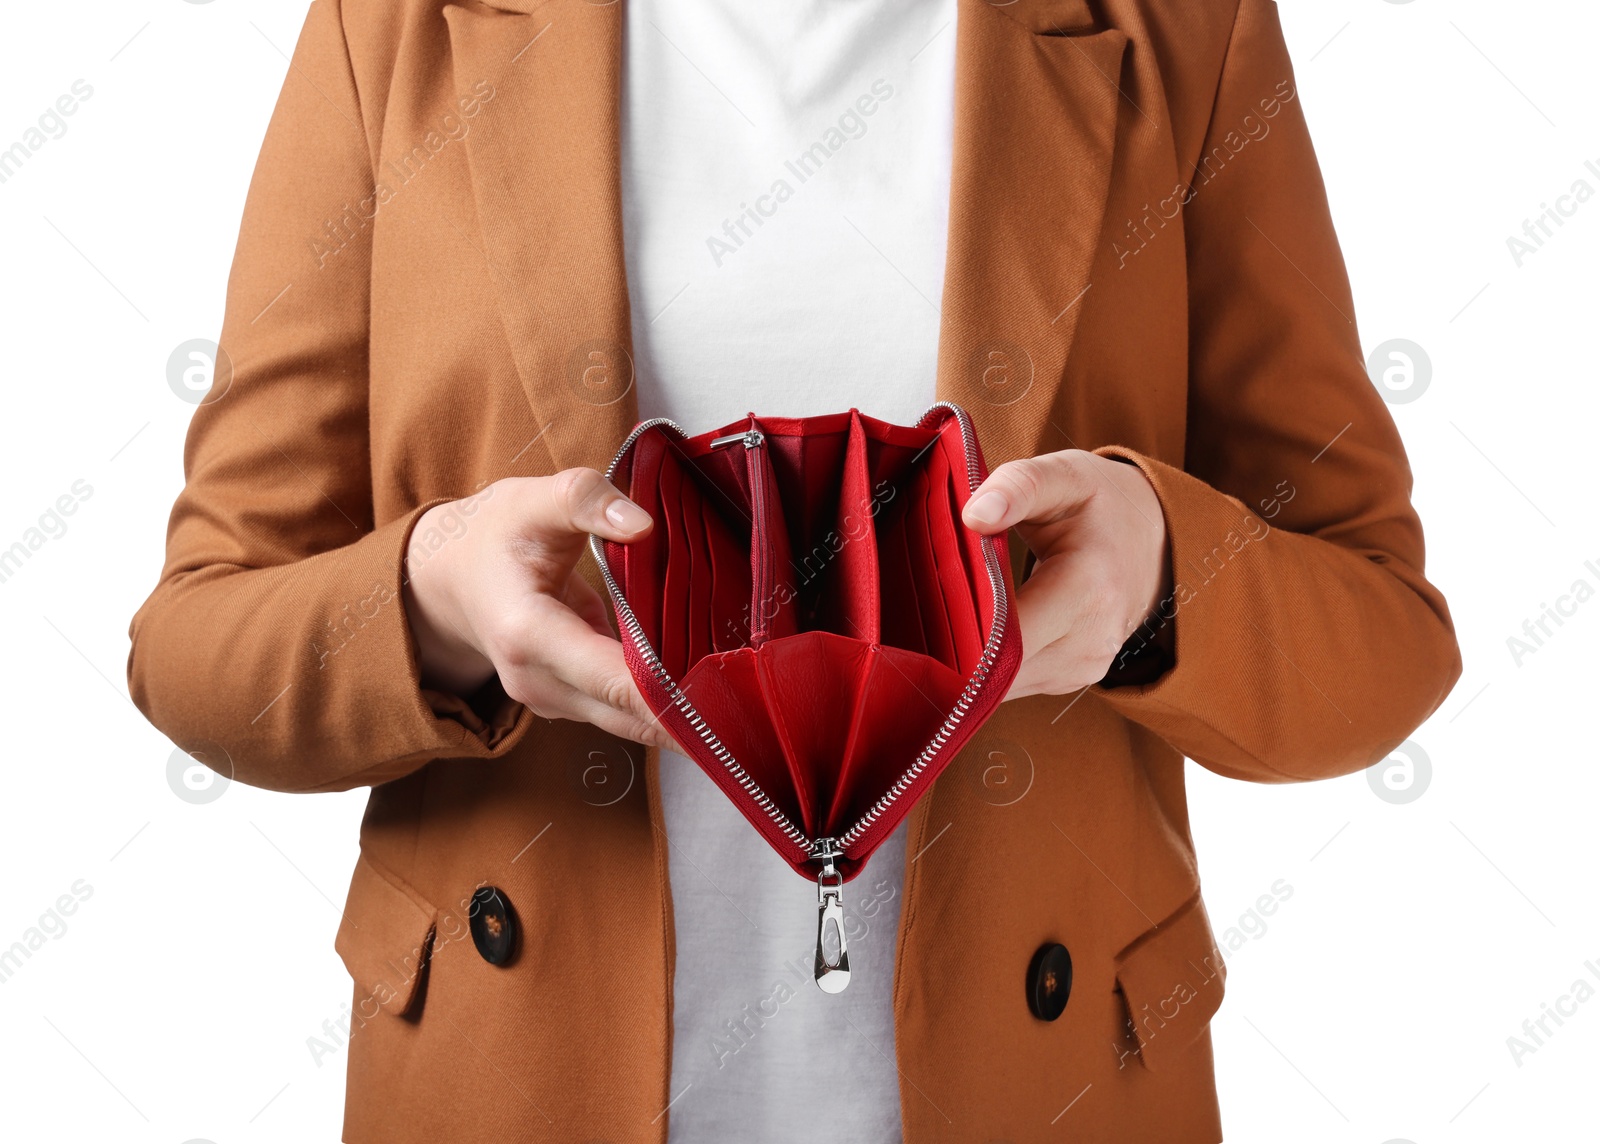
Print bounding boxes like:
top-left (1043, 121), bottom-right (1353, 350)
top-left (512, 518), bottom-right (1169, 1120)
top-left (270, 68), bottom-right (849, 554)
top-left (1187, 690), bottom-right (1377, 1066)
top-left (1027, 942), bottom-right (1072, 1021)
top-left (469, 886), bottom-right (518, 966)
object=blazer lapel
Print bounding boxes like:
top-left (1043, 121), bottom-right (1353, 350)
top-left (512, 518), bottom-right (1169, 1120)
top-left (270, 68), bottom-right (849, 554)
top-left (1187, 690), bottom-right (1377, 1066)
top-left (444, 0), bottom-right (638, 477)
top-left (935, 0), bottom-right (1128, 467)
top-left (444, 0), bottom-right (1126, 477)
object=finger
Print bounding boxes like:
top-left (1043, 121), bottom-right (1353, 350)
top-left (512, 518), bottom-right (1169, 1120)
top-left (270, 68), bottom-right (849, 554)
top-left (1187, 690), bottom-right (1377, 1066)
top-left (556, 675), bottom-right (675, 750)
top-left (508, 605), bottom-right (671, 745)
top-left (516, 663), bottom-right (673, 748)
top-left (553, 684), bottom-right (675, 749)
top-left (962, 452), bottom-right (1097, 535)
top-left (562, 574), bottom-right (616, 638)
top-left (504, 655), bottom-right (672, 748)
top-left (1006, 552), bottom-right (1129, 697)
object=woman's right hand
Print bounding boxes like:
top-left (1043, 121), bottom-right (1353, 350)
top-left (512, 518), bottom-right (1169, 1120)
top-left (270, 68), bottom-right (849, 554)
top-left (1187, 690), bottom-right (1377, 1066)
top-left (401, 469), bottom-right (673, 749)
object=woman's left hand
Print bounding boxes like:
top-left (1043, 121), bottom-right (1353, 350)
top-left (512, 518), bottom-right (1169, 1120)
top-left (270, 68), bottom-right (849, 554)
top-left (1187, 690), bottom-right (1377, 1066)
top-left (962, 450), bottom-right (1171, 700)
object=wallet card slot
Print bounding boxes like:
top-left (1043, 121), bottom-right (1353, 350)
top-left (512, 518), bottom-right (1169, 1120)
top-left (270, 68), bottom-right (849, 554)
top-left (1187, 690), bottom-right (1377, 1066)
top-left (657, 451), bottom-right (690, 679)
top-left (680, 432), bottom-right (757, 649)
top-left (877, 500), bottom-right (930, 657)
top-left (678, 466), bottom-right (712, 669)
top-left (811, 411), bottom-right (882, 644)
top-left (622, 430), bottom-right (671, 653)
top-left (859, 417), bottom-right (986, 677)
top-left (861, 423), bottom-right (940, 663)
top-left (767, 421), bottom-right (847, 624)
top-left (640, 440), bottom-right (757, 677)
top-left (743, 425), bottom-right (800, 646)
top-left (700, 497), bottom-right (750, 654)
top-left (911, 464), bottom-right (959, 671)
top-left (939, 429), bottom-right (1001, 638)
top-left (923, 444), bottom-right (984, 670)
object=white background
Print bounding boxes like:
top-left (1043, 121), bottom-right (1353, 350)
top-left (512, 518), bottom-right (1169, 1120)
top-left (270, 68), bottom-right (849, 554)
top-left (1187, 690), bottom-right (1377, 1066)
top-left (0, 0), bottom-right (1595, 1141)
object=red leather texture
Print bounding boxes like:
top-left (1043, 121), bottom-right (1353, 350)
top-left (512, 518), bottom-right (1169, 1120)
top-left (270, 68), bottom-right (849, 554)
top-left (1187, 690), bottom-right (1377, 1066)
top-left (601, 406), bottom-right (1022, 881)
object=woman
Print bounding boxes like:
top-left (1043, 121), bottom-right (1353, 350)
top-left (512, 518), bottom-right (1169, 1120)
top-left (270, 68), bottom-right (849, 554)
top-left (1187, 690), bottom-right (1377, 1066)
top-left (129, 0), bottom-right (1460, 1140)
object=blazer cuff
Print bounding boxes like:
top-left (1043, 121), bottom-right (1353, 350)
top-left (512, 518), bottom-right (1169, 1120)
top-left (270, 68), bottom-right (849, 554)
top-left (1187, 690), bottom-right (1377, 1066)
top-left (313, 499), bottom-right (534, 790)
top-left (1089, 444), bottom-right (1260, 701)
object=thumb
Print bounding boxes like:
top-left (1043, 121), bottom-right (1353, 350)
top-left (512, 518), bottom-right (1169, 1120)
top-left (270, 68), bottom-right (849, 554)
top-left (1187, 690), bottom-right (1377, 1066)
top-left (544, 467), bottom-right (653, 541)
top-left (512, 467), bottom-right (653, 568)
top-left (495, 469), bottom-right (653, 588)
top-left (962, 453), bottom-right (1097, 537)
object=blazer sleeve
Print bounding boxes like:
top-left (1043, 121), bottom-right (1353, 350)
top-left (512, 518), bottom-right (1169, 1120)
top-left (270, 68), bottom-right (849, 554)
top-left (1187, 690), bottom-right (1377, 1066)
top-left (127, 0), bottom-right (531, 794)
top-left (1090, 0), bottom-right (1461, 783)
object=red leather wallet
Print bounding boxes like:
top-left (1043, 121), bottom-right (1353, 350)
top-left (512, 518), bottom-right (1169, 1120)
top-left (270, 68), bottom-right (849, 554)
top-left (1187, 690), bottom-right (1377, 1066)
top-left (592, 403), bottom-right (1022, 990)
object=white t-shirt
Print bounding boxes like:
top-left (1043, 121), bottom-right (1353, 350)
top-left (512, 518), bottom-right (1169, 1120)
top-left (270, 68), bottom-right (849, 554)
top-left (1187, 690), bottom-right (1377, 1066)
top-left (620, 0), bottom-right (957, 1139)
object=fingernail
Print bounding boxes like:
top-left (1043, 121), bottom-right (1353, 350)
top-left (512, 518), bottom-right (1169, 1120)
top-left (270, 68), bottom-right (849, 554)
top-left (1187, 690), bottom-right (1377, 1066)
top-left (606, 499), bottom-right (651, 532)
top-left (966, 490), bottom-right (1007, 527)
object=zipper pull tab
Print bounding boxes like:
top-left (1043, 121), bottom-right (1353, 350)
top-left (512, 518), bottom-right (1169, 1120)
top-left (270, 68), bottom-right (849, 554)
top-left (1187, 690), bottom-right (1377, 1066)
top-left (709, 428), bottom-right (765, 449)
top-left (811, 838), bottom-right (850, 994)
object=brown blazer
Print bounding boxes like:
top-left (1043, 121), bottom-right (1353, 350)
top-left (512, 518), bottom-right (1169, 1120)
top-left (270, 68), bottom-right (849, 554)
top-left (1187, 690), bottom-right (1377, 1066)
top-left (128, 0), bottom-right (1460, 1139)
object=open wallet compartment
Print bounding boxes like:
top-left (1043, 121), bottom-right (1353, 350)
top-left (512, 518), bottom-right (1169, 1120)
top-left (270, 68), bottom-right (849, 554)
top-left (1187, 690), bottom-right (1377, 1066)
top-left (591, 403), bottom-right (1022, 991)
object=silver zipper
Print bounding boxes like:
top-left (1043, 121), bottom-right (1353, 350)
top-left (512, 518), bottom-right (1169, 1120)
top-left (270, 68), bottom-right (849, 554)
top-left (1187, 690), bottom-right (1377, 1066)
top-left (589, 402), bottom-right (1011, 992)
top-left (589, 418), bottom-right (811, 856)
top-left (811, 837), bottom-right (850, 994)
top-left (709, 425), bottom-right (775, 645)
top-left (836, 402), bottom-right (1012, 852)
top-left (709, 428), bottom-right (765, 450)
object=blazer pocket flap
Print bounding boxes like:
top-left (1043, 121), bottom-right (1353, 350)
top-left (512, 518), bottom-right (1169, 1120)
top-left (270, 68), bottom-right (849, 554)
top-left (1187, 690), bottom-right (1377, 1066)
top-left (334, 852), bottom-right (437, 1019)
top-left (1113, 893), bottom-right (1227, 1071)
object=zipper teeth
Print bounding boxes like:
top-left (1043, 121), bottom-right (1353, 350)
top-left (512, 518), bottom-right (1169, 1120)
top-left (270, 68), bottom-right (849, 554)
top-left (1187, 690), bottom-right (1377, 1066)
top-left (592, 419), bottom-right (811, 855)
top-left (746, 436), bottom-right (772, 646)
top-left (836, 402), bottom-right (1009, 852)
top-left (589, 402), bottom-right (1010, 862)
